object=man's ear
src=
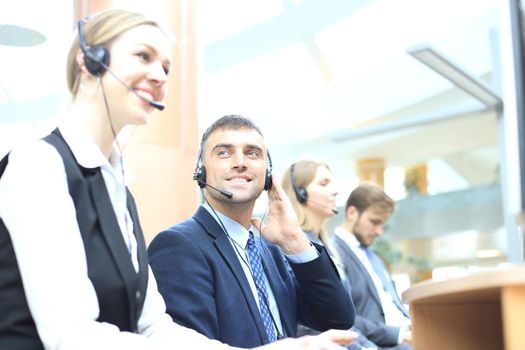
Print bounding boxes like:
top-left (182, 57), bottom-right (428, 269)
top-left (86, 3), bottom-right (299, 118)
top-left (345, 205), bottom-right (359, 221)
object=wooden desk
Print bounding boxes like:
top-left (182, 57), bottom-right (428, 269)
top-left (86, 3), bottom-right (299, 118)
top-left (402, 264), bottom-right (525, 350)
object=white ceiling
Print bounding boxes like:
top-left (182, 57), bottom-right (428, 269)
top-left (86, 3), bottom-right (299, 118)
top-left (196, 0), bottom-right (501, 180)
top-left (0, 0), bottom-right (502, 199)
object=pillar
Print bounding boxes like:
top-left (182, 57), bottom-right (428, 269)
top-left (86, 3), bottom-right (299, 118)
top-left (356, 158), bottom-right (385, 188)
top-left (125, 0), bottom-right (199, 244)
top-left (74, 0), bottom-right (112, 20)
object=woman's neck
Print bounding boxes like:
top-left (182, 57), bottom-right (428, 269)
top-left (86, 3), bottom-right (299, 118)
top-left (304, 210), bottom-right (323, 238)
top-left (71, 100), bottom-right (119, 159)
top-left (310, 220), bottom-right (323, 239)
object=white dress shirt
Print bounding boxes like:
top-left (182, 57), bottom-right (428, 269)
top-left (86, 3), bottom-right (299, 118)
top-left (203, 203), bottom-right (318, 338)
top-left (335, 227), bottom-right (411, 344)
top-left (0, 118), bottom-right (231, 350)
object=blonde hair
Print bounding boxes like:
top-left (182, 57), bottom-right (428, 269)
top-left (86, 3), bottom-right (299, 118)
top-left (281, 160), bottom-right (335, 250)
top-left (66, 9), bottom-right (163, 97)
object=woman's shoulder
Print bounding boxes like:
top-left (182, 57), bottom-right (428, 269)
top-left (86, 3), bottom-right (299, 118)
top-left (1, 137), bottom-right (66, 186)
top-left (7, 136), bottom-right (61, 164)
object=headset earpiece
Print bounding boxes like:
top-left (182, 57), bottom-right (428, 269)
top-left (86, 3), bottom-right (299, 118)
top-left (83, 45), bottom-right (109, 76)
top-left (296, 186), bottom-right (308, 204)
top-left (77, 17), bottom-right (110, 76)
top-left (264, 151), bottom-right (273, 191)
top-left (192, 147), bottom-right (206, 188)
top-left (290, 163), bottom-right (308, 204)
top-left (194, 166), bottom-right (207, 188)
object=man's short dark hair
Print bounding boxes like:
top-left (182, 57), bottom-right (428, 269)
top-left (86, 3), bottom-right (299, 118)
top-left (345, 182), bottom-right (395, 215)
top-left (200, 115), bottom-right (264, 147)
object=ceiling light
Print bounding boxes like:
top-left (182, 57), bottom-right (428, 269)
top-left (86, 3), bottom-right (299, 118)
top-left (0, 24), bottom-right (46, 47)
top-left (407, 44), bottom-right (502, 109)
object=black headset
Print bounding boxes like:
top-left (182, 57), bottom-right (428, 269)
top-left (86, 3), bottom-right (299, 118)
top-left (193, 147), bottom-right (273, 191)
top-left (290, 163), bottom-right (308, 204)
top-left (77, 17), bottom-right (110, 76)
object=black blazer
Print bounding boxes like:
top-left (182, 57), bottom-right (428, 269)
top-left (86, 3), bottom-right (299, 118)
top-left (148, 206), bottom-right (354, 348)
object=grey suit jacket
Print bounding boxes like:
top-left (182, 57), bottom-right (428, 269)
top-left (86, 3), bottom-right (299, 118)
top-left (333, 233), bottom-right (402, 347)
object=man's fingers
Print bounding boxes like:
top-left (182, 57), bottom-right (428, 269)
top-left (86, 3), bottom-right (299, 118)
top-left (318, 329), bottom-right (359, 345)
top-left (297, 335), bottom-right (347, 350)
top-left (251, 217), bottom-right (265, 232)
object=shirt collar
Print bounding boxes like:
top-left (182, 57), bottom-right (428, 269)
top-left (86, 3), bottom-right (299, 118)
top-left (58, 117), bottom-right (131, 186)
top-left (202, 202), bottom-right (256, 249)
top-left (335, 226), bottom-right (361, 249)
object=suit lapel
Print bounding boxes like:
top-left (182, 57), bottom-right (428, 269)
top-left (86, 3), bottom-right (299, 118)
top-left (194, 207), bottom-right (268, 344)
top-left (126, 189), bottom-right (148, 314)
top-left (86, 170), bottom-right (137, 312)
top-left (335, 235), bottom-right (382, 307)
top-left (368, 250), bottom-right (409, 317)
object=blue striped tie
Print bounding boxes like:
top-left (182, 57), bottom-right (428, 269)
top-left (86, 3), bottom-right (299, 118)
top-left (246, 232), bottom-right (277, 342)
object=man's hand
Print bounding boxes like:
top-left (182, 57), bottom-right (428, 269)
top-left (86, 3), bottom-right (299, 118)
top-left (251, 177), bottom-right (310, 255)
top-left (253, 329), bottom-right (358, 350)
top-left (317, 329), bottom-right (359, 346)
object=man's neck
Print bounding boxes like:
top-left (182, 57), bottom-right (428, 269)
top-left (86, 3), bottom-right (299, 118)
top-left (205, 198), bottom-right (255, 229)
top-left (340, 221), bottom-right (355, 236)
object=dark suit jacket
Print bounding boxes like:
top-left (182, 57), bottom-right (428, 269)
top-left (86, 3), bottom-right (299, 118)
top-left (333, 233), bottom-right (403, 347)
top-left (148, 206), bottom-right (354, 348)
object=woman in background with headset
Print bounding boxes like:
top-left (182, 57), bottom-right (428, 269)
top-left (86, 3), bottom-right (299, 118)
top-left (282, 160), bottom-right (380, 350)
top-left (281, 160), bottom-right (339, 251)
top-left (0, 9), bottom-right (353, 350)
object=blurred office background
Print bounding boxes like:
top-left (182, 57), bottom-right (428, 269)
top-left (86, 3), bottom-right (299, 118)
top-left (1, 0), bottom-right (523, 286)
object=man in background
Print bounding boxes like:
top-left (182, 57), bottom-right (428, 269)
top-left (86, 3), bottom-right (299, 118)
top-left (333, 182), bottom-right (412, 350)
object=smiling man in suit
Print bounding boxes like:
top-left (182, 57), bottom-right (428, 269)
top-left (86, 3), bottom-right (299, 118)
top-left (333, 182), bottom-right (412, 350)
top-left (148, 115), bottom-right (355, 348)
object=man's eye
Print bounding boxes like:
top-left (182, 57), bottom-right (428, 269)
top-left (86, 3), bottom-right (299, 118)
top-left (137, 52), bottom-right (150, 61)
